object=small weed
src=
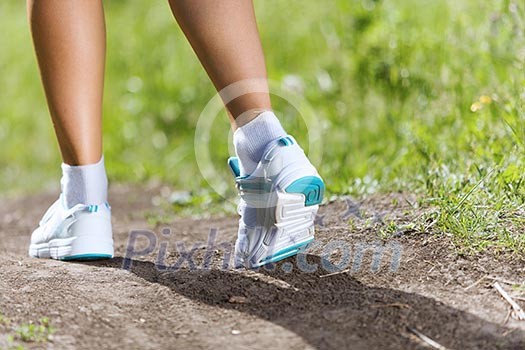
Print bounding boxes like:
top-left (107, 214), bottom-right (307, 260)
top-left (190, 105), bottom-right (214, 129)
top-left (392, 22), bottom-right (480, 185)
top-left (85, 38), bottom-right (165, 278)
top-left (14, 317), bottom-right (54, 343)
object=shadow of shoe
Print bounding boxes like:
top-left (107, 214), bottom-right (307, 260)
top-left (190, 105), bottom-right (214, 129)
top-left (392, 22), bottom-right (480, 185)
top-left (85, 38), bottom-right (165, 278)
top-left (80, 255), bottom-right (525, 350)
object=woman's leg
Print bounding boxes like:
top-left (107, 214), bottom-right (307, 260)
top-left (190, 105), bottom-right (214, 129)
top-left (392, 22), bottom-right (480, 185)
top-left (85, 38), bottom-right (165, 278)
top-left (27, 0), bottom-right (105, 166)
top-left (168, 0), bottom-right (272, 126)
top-left (27, 0), bottom-right (113, 260)
top-left (168, 1), bottom-right (324, 269)
top-left (169, 0), bottom-right (286, 176)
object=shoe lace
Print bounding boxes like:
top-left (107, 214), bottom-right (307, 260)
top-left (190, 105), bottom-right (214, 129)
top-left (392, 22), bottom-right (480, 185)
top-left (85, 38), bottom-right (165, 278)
top-left (39, 197), bottom-right (88, 227)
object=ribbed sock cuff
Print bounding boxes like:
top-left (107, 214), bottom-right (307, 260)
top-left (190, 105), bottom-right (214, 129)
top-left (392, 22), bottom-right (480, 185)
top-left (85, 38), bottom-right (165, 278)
top-left (61, 156), bottom-right (108, 208)
top-left (233, 111), bottom-right (286, 175)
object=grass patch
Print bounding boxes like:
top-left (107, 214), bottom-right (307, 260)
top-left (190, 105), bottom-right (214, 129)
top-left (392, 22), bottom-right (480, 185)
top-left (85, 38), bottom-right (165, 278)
top-left (0, 315), bottom-right (54, 349)
top-left (14, 317), bottom-right (54, 343)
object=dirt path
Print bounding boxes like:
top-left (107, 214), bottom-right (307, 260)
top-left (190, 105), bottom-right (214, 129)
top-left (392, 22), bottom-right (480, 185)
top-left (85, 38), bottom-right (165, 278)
top-left (1, 186), bottom-right (524, 349)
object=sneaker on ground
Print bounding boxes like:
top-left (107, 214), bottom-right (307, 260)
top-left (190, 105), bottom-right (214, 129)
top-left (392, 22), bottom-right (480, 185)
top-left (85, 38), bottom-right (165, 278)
top-left (29, 196), bottom-right (114, 260)
top-left (228, 135), bottom-right (324, 269)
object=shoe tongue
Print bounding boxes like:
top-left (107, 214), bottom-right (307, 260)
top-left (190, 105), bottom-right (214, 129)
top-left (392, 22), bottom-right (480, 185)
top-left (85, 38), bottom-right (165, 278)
top-left (227, 157), bottom-right (241, 177)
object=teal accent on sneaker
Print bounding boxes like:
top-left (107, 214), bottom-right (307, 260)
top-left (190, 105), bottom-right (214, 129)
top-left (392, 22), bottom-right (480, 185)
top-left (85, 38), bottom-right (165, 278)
top-left (61, 254), bottom-right (113, 261)
top-left (278, 136), bottom-right (294, 146)
top-left (259, 237), bottom-right (314, 265)
top-left (238, 181), bottom-right (273, 192)
top-left (228, 157), bottom-right (241, 177)
top-left (285, 176), bottom-right (325, 206)
top-left (88, 205), bottom-right (99, 213)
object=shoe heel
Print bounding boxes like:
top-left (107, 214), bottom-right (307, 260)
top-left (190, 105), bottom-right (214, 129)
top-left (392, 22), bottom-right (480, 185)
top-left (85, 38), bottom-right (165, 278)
top-left (62, 211), bottom-right (114, 261)
top-left (285, 176), bottom-right (324, 206)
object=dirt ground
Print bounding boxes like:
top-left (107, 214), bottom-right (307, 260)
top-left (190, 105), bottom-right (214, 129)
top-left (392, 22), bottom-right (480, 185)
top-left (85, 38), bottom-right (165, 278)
top-left (1, 185), bottom-right (525, 349)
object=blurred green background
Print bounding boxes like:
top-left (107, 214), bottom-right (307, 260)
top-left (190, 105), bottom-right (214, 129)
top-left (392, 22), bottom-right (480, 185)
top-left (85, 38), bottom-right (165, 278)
top-left (1, 1), bottom-right (524, 251)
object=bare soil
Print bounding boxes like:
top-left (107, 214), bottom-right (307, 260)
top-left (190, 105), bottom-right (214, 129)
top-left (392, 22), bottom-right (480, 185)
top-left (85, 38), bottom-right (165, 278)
top-left (1, 185), bottom-right (525, 349)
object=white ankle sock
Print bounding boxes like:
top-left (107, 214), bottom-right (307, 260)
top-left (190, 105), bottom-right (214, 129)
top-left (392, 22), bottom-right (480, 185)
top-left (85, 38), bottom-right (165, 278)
top-left (233, 111), bottom-right (286, 175)
top-left (61, 156), bottom-right (108, 208)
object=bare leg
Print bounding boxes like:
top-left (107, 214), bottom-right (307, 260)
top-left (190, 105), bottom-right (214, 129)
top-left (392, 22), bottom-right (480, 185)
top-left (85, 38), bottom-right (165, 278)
top-left (27, 0), bottom-right (106, 165)
top-left (168, 1), bottom-right (324, 270)
top-left (168, 0), bottom-right (272, 127)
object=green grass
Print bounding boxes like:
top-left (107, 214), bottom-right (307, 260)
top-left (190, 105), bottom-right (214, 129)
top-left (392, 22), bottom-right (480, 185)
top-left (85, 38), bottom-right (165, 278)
top-left (0, 315), bottom-right (54, 349)
top-left (1, 0), bottom-right (524, 253)
top-left (14, 317), bottom-right (54, 343)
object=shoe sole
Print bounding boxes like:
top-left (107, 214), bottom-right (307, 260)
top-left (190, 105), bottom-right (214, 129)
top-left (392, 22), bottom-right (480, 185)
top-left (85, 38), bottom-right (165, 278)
top-left (29, 230), bottom-right (114, 261)
top-left (242, 175), bottom-right (324, 268)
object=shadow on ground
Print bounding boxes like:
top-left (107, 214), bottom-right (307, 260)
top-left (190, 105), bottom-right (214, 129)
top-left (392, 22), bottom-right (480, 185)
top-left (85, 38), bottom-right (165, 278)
top-left (80, 255), bottom-right (525, 350)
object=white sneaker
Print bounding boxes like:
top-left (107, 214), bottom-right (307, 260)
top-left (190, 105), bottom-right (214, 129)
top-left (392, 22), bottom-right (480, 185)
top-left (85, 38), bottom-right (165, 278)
top-left (29, 196), bottom-right (114, 260)
top-left (228, 135), bottom-right (324, 268)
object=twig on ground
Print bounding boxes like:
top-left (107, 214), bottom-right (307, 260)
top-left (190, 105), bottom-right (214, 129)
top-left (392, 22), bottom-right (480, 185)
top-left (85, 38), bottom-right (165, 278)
top-left (503, 307), bottom-right (512, 325)
top-left (493, 282), bottom-right (525, 320)
top-left (465, 275), bottom-right (525, 292)
top-left (423, 218), bottom-right (437, 232)
top-left (407, 327), bottom-right (449, 350)
top-left (319, 269), bottom-right (349, 278)
top-left (503, 328), bottom-right (516, 337)
top-left (464, 275), bottom-right (488, 291)
top-left (487, 276), bottom-right (524, 287)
